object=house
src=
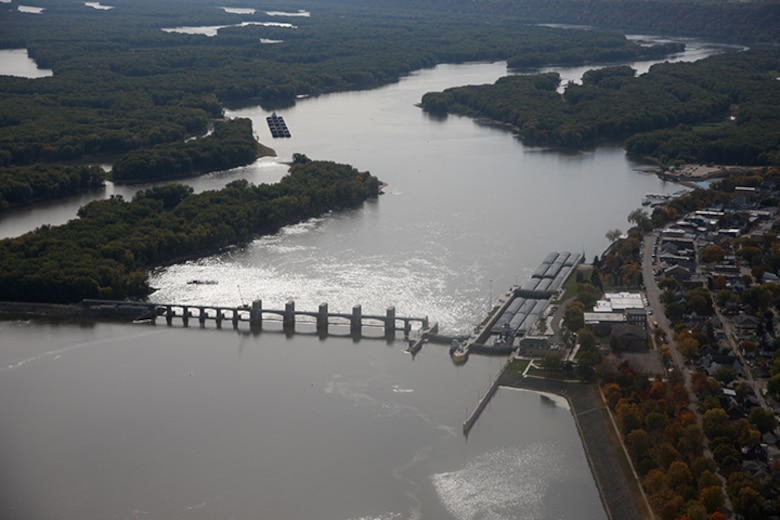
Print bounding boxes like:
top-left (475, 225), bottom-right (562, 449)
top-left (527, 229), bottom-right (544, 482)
top-left (663, 264), bottom-right (692, 282)
top-left (683, 274), bottom-right (707, 289)
top-left (763, 272), bottom-right (780, 284)
top-left (518, 336), bottom-right (554, 357)
top-left (734, 314), bottom-right (761, 332)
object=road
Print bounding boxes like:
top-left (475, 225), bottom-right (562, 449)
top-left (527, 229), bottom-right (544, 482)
top-left (641, 232), bottom-right (691, 388)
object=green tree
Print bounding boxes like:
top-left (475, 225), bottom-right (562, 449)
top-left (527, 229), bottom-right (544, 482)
top-left (748, 407), bottom-right (777, 433)
top-left (540, 352), bottom-right (562, 372)
top-left (605, 228), bottom-right (622, 243)
top-left (627, 428), bottom-right (650, 461)
top-left (627, 208), bottom-right (652, 231)
top-left (563, 300), bottom-right (585, 332)
top-left (578, 328), bottom-right (597, 352)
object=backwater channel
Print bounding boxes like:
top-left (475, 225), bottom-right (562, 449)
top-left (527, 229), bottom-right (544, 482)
top-left (0, 36), bottom-right (735, 520)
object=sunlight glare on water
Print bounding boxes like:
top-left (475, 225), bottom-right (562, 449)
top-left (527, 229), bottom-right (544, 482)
top-left (432, 443), bottom-right (566, 520)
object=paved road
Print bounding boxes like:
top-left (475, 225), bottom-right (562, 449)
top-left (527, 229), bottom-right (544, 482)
top-left (641, 232), bottom-right (690, 385)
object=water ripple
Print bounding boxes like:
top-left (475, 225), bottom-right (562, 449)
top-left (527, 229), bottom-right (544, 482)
top-left (431, 443), bottom-right (567, 520)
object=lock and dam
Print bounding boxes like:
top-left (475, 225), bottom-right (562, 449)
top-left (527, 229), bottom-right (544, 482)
top-left (0, 251), bottom-right (581, 437)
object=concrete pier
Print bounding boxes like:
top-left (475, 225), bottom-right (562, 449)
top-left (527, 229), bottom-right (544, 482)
top-left (250, 300), bottom-right (262, 330)
top-left (283, 301), bottom-right (295, 331)
top-left (385, 306), bottom-right (396, 339)
top-left (317, 303), bottom-right (328, 332)
top-left (462, 357), bottom-right (512, 436)
top-left (351, 305), bottom-right (362, 334)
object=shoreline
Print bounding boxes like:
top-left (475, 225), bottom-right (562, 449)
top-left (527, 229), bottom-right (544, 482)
top-left (498, 374), bottom-right (653, 520)
top-left (654, 163), bottom-right (756, 183)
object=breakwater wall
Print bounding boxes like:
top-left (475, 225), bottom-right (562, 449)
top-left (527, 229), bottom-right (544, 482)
top-left (462, 356), bottom-right (513, 436)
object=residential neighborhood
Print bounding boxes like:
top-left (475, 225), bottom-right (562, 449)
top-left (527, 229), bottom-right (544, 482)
top-left (608, 169), bottom-right (780, 519)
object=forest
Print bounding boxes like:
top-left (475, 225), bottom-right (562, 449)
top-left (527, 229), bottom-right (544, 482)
top-left (0, 157), bottom-right (380, 303)
top-left (0, 0), bottom-right (702, 209)
top-left (327, 0), bottom-right (780, 43)
top-left (112, 118), bottom-right (265, 182)
top-left (420, 49), bottom-right (780, 165)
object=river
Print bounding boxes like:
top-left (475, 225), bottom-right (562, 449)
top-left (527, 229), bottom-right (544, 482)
top-left (0, 36), bottom-right (734, 520)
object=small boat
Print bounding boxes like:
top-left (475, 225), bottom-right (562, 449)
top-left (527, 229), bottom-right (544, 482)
top-left (187, 279), bottom-right (218, 285)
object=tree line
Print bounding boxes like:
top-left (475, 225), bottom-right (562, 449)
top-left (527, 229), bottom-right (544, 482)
top-left (0, 157), bottom-right (381, 303)
top-left (112, 118), bottom-right (264, 182)
top-left (420, 49), bottom-right (780, 165)
top-left (0, 163), bottom-right (104, 210)
top-left (347, 0), bottom-right (780, 43)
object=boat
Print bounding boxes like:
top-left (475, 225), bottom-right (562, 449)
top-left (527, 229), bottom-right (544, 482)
top-left (266, 112), bottom-right (291, 138)
top-left (187, 279), bottom-right (218, 285)
top-left (641, 193), bottom-right (672, 206)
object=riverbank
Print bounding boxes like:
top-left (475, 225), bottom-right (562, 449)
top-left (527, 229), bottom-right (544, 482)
top-left (498, 374), bottom-right (653, 520)
top-left (656, 163), bottom-right (756, 183)
top-left (0, 301), bottom-right (144, 322)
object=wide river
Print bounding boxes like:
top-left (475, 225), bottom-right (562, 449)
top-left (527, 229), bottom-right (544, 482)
top-left (0, 37), bottom-right (735, 520)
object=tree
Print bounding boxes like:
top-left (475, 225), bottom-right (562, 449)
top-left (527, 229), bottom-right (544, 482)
top-left (767, 373), bottom-right (780, 397)
top-left (627, 428), bottom-right (650, 461)
top-left (687, 287), bottom-right (713, 315)
top-left (668, 460), bottom-right (693, 489)
top-left (627, 208), bottom-right (652, 231)
top-left (697, 471), bottom-right (721, 493)
top-left (606, 228), bottom-right (622, 243)
top-left (686, 501), bottom-right (708, 520)
top-left (748, 407), bottom-right (777, 433)
top-left (563, 300), bottom-right (585, 332)
top-left (578, 328), bottom-right (597, 352)
top-left (713, 368), bottom-right (736, 385)
top-left (732, 486), bottom-right (763, 519)
top-left (700, 244), bottom-right (726, 264)
top-left (616, 401), bottom-right (643, 435)
top-left (590, 269), bottom-right (603, 289)
top-left (678, 336), bottom-right (701, 361)
top-left (702, 408), bottom-right (731, 440)
top-left (576, 350), bottom-right (599, 381)
top-left (700, 486), bottom-right (724, 514)
top-left (540, 352), bottom-right (562, 372)
top-left (577, 282), bottom-right (599, 308)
